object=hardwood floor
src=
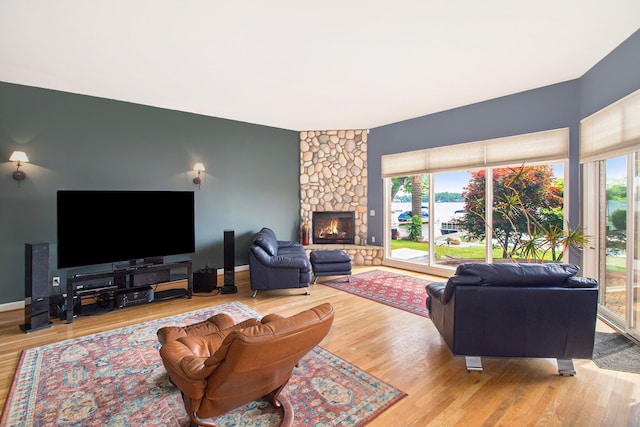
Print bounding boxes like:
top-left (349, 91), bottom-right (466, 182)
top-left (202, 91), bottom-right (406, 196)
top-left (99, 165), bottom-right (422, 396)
top-left (1, 266), bottom-right (638, 426)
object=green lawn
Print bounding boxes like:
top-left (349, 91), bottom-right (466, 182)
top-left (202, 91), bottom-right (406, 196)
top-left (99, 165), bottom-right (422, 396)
top-left (391, 239), bottom-right (501, 259)
top-left (606, 255), bottom-right (626, 272)
top-left (390, 239), bottom-right (562, 261)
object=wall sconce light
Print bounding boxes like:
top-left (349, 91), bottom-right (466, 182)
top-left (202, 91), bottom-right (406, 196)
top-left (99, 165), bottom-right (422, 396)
top-left (193, 162), bottom-right (205, 188)
top-left (9, 151), bottom-right (29, 181)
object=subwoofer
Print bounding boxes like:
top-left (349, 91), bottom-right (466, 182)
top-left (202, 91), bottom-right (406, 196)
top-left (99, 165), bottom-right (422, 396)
top-left (221, 230), bottom-right (237, 294)
top-left (193, 268), bottom-right (217, 293)
top-left (21, 243), bottom-right (54, 333)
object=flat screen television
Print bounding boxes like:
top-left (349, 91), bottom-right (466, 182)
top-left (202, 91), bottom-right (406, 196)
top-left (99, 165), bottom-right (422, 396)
top-left (57, 190), bottom-right (195, 269)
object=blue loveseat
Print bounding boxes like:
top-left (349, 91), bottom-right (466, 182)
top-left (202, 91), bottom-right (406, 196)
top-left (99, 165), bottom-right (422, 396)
top-left (248, 227), bottom-right (312, 297)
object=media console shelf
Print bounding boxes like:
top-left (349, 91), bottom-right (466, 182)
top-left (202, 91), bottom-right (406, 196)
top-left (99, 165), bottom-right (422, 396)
top-left (65, 260), bottom-right (192, 323)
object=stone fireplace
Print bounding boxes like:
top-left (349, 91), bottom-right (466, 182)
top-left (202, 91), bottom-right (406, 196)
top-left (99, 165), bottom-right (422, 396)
top-left (299, 130), bottom-right (368, 245)
top-left (312, 211), bottom-right (355, 244)
top-left (299, 130), bottom-right (382, 265)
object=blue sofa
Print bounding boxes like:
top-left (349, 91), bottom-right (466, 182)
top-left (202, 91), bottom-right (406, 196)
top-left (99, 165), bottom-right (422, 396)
top-left (248, 227), bottom-right (312, 297)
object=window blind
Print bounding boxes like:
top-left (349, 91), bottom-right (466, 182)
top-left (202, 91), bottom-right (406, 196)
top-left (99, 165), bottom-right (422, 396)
top-left (381, 128), bottom-right (569, 178)
top-left (580, 88), bottom-right (640, 163)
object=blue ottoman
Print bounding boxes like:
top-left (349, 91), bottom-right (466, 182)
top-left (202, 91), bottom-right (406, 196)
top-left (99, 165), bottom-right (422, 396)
top-left (310, 250), bottom-right (352, 284)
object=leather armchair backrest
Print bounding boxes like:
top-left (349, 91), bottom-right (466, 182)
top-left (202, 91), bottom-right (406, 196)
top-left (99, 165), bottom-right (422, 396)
top-left (202, 303), bottom-right (334, 413)
top-left (454, 262), bottom-right (580, 287)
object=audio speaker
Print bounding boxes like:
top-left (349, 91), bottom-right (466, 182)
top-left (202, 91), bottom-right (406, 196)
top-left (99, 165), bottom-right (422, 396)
top-left (221, 230), bottom-right (237, 294)
top-left (193, 268), bottom-right (217, 293)
top-left (131, 268), bottom-right (170, 286)
top-left (21, 243), bottom-right (53, 333)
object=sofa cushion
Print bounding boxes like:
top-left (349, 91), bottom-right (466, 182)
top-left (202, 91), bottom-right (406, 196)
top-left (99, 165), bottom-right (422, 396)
top-left (455, 262), bottom-right (580, 287)
top-left (253, 227), bottom-right (278, 256)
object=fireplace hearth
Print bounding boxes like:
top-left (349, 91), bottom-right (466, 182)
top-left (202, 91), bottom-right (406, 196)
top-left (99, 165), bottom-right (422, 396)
top-left (312, 211), bottom-right (355, 244)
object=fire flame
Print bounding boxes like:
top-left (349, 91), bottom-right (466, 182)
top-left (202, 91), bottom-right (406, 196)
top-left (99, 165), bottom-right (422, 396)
top-left (318, 219), bottom-right (339, 238)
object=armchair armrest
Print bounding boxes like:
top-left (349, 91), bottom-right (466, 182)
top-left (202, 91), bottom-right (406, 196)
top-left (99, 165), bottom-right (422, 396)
top-left (250, 246), bottom-right (310, 269)
top-left (428, 275), bottom-right (482, 305)
top-left (278, 240), bottom-right (302, 248)
top-left (426, 282), bottom-right (446, 304)
top-left (159, 340), bottom-right (214, 399)
top-left (449, 275), bottom-right (483, 286)
top-left (270, 255), bottom-right (310, 269)
top-left (565, 276), bottom-right (598, 288)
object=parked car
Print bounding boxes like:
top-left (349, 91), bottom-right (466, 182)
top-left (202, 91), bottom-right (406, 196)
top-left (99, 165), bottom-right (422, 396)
top-left (397, 206), bottom-right (429, 223)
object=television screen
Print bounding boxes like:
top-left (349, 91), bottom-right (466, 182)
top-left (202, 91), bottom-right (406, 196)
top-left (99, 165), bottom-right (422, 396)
top-left (57, 190), bottom-right (195, 269)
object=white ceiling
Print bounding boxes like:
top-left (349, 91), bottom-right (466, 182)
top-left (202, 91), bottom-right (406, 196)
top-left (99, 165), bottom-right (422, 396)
top-left (1, 1), bottom-right (640, 131)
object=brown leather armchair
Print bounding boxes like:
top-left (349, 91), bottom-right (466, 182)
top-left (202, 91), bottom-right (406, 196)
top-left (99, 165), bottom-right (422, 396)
top-left (157, 303), bottom-right (334, 427)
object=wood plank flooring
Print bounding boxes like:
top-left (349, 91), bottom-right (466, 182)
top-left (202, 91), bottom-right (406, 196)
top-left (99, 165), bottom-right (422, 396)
top-left (0, 266), bottom-right (638, 426)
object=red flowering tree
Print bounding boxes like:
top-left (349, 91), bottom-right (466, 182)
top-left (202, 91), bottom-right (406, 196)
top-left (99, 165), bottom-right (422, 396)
top-left (460, 165), bottom-right (564, 260)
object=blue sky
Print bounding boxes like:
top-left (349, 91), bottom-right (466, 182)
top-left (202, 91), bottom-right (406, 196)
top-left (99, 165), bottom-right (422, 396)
top-left (606, 156), bottom-right (626, 182)
top-left (433, 171), bottom-right (473, 193)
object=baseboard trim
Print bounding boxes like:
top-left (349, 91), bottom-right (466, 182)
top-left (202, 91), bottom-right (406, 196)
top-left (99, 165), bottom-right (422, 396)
top-left (0, 300), bottom-right (24, 313)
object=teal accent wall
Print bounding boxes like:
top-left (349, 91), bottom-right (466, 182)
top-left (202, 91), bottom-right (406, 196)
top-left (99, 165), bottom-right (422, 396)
top-left (0, 83), bottom-right (300, 305)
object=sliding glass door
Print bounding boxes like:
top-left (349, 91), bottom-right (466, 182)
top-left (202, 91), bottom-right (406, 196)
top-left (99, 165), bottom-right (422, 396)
top-left (580, 88), bottom-right (640, 340)
top-left (584, 154), bottom-right (639, 340)
top-left (603, 156), bottom-right (628, 320)
top-left (633, 153), bottom-right (640, 337)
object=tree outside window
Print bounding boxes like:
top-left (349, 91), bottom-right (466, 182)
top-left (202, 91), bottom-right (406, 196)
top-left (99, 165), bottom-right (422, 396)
top-left (460, 164), bottom-right (582, 262)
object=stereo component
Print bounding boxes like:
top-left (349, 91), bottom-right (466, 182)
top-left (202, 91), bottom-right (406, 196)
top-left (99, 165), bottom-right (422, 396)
top-left (115, 287), bottom-right (154, 308)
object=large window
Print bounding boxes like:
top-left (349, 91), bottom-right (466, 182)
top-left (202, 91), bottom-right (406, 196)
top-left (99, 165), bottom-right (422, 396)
top-left (382, 129), bottom-right (569, 275)
top-left (581, 88), bottom-right (640, 340)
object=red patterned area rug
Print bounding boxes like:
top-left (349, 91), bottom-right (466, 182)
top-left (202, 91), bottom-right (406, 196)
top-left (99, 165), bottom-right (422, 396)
top-left (1, 301), bottom-right (406, 426)
top-left (321, 270), bottom-right (432, 318)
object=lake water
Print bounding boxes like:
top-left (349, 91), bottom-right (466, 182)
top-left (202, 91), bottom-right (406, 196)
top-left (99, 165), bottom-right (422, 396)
top-left (392, 202), bottom-right (466, 237)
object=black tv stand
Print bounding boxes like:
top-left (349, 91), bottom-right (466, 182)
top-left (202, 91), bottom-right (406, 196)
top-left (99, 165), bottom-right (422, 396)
top-left (65, 260), bottom-right (192, 323)
top-left (154, 288), bottom-right (188, 300)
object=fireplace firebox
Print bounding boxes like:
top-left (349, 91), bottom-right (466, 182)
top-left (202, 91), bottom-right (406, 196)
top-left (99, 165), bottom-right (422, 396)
top-left (312, 211), bottom-right (355, 244)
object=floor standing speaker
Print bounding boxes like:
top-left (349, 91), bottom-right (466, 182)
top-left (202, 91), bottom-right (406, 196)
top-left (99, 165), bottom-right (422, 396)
top-left (221, 230), bottom-right (237, 294)
top-left (21, 243), bottom-right (53, 333)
